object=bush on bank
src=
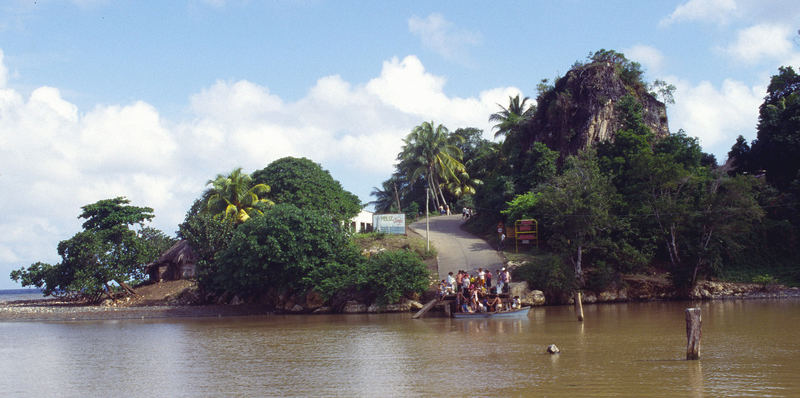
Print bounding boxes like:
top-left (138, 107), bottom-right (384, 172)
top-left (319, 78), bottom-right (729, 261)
top-left (200, 203), bottom-right (433, 306)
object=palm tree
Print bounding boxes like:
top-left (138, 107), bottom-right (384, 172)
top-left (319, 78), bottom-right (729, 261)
top-left (369, 180), bottom-right (397, 213)
top-left (489, 94), bottom-right (535, 138)
top-left (445, 170), bottom-right (482, 198)
top-left (204, 167), bottom-right (273, 224)
top-left (397, 121), bottom-right (466, 211)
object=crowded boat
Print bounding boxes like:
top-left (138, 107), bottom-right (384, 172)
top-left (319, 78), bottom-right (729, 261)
top-left (438, 268), bottom-right (521, 313)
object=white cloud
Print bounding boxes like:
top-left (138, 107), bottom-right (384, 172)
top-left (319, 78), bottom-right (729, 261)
top-left (723, 23), bottom-right (795, 64)
top-left (624, 44), bottom-right (665, 74)
top-left (660, 0), bottom-right (738, 26)
top-left (667, 76), bottom-right (765, 160)
top-left (0, 51), bottom-right (522, 287)
top-left (408, 13), bottom-right (482, 61)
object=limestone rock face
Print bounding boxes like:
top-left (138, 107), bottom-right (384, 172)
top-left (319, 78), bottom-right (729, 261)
top-left (342, 300), bottom-right (367, 313)
top-left (522, 62), bottom-right (668, 157)
top-left (368, 302), bottom-right (412, 313)
top-left (509, 282), bottom-right (546, 306)
top-left (304, 290), bottom-right (325, 310)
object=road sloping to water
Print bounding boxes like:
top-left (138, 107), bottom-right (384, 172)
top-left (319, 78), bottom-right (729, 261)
top-left (409, 215), bottom-right (504, 279)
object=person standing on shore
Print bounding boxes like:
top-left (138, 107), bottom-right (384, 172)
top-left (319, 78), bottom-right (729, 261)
top-left (446, 272), bottom-right (455, 294)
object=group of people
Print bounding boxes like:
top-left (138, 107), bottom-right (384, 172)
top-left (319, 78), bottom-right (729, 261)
top-left (438, 268), bottom-right (518, 313)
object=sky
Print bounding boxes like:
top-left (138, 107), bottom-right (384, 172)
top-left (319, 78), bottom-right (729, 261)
top-left (1, 0), bottom-right (799, 289)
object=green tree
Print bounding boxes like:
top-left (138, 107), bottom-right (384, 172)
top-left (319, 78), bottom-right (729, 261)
top-left (178, 198), bottom-right (236, 288)
top-left (727, 135), bottom-right (754, 175)
top-left (362, 250), bottom-right (432, 305)
top-left (205, 167), bottom-right (272, 224)
top-left (252, 157), bottom-right (361, 225)
top-left (536, 150), bottom-right (614, 287)
top-left (534, 150), bottom-right (615, 318)
top-left (751, 66), bottom-right (800, 190)
top-left (489, 94), bottom-right (535, 139)
top-left (11, 197), bottom-right (165, 301)
top-left (639, 148), bottom-right (763, 289)
top-left (370, 179), bottom-right (399, 213)
top-left (207, 203), bottom-right (364, 299)
top-left (397, 121), bottom-right (468, 211)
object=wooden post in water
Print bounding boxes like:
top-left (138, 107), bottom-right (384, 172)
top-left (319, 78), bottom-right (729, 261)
top-left (686, 307), bottom-right (701, 360)
top-left (574, 291), bottom-right (584, 322)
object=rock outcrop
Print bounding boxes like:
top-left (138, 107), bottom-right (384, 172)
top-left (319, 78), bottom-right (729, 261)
top-left (522, 61), bottom-right (668, 156)
top-left (509, 282), bottom-right (546, 306)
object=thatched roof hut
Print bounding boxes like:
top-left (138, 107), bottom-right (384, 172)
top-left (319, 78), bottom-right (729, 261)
top-left (147, 240), bottom-right (198, 282)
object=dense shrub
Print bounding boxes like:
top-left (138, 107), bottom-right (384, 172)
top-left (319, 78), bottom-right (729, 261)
top-left (206, 203), bottom-right (363, 299)
top-left (514, 255), bottom-right (576, 300)
top-left (362, 250), bottom-right (433, 305)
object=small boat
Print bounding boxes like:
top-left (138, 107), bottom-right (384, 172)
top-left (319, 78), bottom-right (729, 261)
top-left (452, 306), bottom-right (530, 319)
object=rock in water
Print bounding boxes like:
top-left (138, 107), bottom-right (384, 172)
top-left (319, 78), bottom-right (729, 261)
top-left (546, 344), bottom-right (560, 354)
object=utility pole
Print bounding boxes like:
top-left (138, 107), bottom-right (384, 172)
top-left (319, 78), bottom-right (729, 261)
top-left (426, 187), bottom-right (430, 251)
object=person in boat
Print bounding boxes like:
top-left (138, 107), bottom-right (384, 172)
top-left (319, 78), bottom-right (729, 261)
top-left (477, 268), bottom-right (485, 288)
top-left (486, 295), bottom-right (503, 312)
top-left (485, 269), bottom-right (492, 291)
top-left (469, 284), bottom-right (481, 312)
top-left (512, 296), bottom-right (521, 309)
top-left (456, 288), bottom-right (471, 312)
top-left (455, 271), bottom-right (463, 294)
top-left (461, 272), bottom-right (470, 293)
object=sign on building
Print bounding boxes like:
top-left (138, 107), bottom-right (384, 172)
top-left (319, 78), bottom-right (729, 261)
top-left (373, 213), bottom-right (406, 235)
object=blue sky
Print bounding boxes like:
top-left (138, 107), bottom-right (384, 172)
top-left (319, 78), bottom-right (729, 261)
top-left (1, 0), bottom-right (798, 289)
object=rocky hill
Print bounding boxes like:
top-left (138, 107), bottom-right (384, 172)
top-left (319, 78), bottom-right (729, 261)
top-left (522, 58), bottom-right (669, 155)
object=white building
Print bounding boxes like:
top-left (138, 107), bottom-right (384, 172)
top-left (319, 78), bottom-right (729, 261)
top-left (349, 209), bottom-right (374, 233)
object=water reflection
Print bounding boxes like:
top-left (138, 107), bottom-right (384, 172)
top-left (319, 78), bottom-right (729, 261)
top-left (453, 318), bottom-right (527, 335)
top-left (688, 361), bottom-right (704, 398)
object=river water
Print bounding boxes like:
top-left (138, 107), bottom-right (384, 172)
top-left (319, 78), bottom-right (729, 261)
top-left (0, 299), bottom-right (797, 397)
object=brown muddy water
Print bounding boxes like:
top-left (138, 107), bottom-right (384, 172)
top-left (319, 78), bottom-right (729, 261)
top-left (0, 299), bottom-right (798, 397)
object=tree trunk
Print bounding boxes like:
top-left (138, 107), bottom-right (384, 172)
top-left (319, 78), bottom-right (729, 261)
top-left (574, 245), bottom-right (584, 322)
top-left (393, 182), bottom-right (402, 213)
top-left (437, 184), bottom-right (449, 211)
top-left (686, 307), bottom-right (701, 360)
top-left (574, 291), bottom-right (584, 322)
top-left (116, 280), bottom-right (139, 297)
top-left (428, 175), bottom-right (440, 209)
top-left (575, 245), bottom-right (584, 286)
top-left (103, 283), bottom-right (115, 301)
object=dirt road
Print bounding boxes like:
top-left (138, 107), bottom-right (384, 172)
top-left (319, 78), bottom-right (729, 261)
top-left (409, 215), bottom-right (504, 280)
